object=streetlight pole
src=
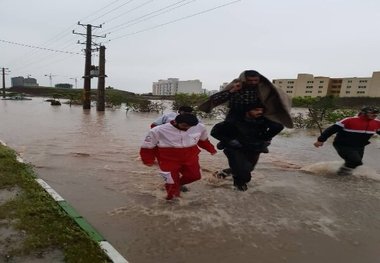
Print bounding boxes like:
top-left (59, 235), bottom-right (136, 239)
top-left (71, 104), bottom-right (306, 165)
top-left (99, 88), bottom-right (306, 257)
top-left (70, 77), bottom-right (78, 88)
top-left (44, 73), bottom-right (56, 87)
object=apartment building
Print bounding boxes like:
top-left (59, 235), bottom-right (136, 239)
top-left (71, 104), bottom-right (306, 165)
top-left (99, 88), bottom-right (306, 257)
top-left (273, 71), bottom-right (380, 98)
top-left (152, 78), bottom-right (202, 95)
top-left (11, 76), bottom-right (39, 87)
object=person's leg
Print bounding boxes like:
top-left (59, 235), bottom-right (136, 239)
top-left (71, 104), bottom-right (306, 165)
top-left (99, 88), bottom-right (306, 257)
top-left (179, 156), bottom-right (201, 188)
top-left (224, 148), bottom-right (252, 191)
top-left (159, 161), bottom-right (181, 200)
top-left (333, 144), bottom-right (364, 175)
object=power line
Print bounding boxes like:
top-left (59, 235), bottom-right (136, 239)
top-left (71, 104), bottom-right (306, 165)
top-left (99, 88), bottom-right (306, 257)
top-left (0, 39), bottom-right (81, 55)
top-left (87, 0), bottom-right (137, 23)
top-left (109, 0), bottom-right (241, 42)
top-left (102, 0), bottom-right (155, 25)
top-left (104, 0), bottom-right (195, 34)
top-left (80, 0), bottom-right (127, 21)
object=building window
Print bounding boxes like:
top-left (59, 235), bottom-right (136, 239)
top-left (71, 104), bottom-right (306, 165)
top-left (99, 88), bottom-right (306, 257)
top-left (307, 81), bottom-right (314, 83)
top-left (318, 91), bottom-right (322, 93)
top-left (358, 86), bottom-right (367, 89)
top-left (305, 91), bottom-right (312, 93)
top-left (318, 86), bottom-right (323, 89)
top-left (306, 86), bottom-right (313, 89)
top-left (286, 91), bottom-right (292, 93)
top-left (347, 86), bottom-right (351, 89)
top-left (348, 80), bottom-right (352, 83)
top-left (319, 81), bottom-right (324, 83)
top-left (346, 91), bottom-right (351, 94)
top-left (357, 91), bottom-right (365, 94)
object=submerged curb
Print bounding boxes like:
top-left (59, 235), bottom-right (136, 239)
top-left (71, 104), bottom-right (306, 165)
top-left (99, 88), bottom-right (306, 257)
top-left (35, 179), bottom-right (129, 263)
top-left (1, 141), bottom-right (129, 263)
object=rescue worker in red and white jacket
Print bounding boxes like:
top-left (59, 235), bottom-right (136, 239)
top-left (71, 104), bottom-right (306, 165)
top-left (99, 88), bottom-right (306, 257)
top-left (314, 106), bottom-right (380, 175)
top-left (140, 113), bottom-right (217, 200)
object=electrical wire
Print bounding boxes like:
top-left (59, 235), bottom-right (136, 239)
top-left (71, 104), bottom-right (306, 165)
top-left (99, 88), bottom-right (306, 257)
top-left (103, 0), bottom-right (195, 34)
top-left (109, 0), bottom-right (241, 41)
top-left (0, 39), bottom-right (81, 55)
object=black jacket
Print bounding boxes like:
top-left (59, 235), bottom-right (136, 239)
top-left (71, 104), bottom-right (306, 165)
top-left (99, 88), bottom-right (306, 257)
top-left (211, 117), bottom-right (284, 152)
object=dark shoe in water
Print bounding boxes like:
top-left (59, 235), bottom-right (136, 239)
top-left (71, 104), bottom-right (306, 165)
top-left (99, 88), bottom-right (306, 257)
top-left (180, 185), bottom-right (189, 192)
top-left (214, 168), bottom-right (233, 179)
top-left (261, 146), bottom-right (269, 153)
top-left (337, 166), bottom-right (353, 176)
top-left (234, 183), bottom-right (248, 191)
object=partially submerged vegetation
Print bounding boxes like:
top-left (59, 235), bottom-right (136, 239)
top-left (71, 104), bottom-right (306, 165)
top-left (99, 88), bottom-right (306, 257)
top-left (6, 86), bottom-right (379, 128)
top-left (0, 144), bottom-right (110, 262)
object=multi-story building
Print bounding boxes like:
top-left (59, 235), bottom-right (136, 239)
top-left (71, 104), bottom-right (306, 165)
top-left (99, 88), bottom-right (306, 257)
top-left (273, 71), bottom-right (380, 98)
top-left (11, 76), bottom-right (39, 87)
top-left (152, 78), bottom-right (202, 95)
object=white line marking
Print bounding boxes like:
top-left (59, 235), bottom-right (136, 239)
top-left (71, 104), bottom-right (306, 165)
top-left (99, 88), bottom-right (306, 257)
top-left (35, 179), bottom-right (65, 201)
top-left (100, 241), bottom-right (129, 263)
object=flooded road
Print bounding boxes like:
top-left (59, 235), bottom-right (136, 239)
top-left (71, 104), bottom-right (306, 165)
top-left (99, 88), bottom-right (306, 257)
top-left (1, 98), bottom-right (380, 263)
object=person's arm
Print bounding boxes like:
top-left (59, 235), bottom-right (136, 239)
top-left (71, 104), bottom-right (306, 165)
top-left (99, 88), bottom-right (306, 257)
top-left (207, 90), bottom-right (232, 106)
top-left (139, 130), bottom-right (159, 165)
top-left (313, 124), bottom-right (342, 147)
top-left (197, 139), bottom-right (217, 155)
top-left (197, 125), bottom-right (217, 154)
top-left (151, 115), bottom-right (165, 128)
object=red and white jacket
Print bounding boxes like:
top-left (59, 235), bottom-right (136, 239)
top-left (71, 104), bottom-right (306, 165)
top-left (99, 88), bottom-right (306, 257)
top-left (140, 122), bottom-right (216, 165)
top-left (318, 115), bottom-right (380, 147)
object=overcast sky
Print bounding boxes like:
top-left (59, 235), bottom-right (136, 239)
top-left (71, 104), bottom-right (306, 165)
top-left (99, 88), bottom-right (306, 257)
top-left (1, 0), bottom-right (380, 93)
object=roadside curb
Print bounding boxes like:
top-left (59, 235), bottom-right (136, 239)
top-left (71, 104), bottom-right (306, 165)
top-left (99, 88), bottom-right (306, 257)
top-left (0, 141), bottom-right (129, 263)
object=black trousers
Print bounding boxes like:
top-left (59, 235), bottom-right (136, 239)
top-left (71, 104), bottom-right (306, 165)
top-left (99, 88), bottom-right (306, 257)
top-left (333, 143), bottom-right (365, 169)
top-left (223, 148), bottom-right (261, 186)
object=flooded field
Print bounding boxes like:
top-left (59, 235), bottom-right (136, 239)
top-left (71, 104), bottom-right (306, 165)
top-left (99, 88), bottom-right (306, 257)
top-left (1, 98), bottom-right (380, 263)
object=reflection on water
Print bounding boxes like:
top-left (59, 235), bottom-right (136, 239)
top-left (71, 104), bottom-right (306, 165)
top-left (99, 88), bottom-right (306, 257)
top-left (1, 99), bottom-right (380, 263)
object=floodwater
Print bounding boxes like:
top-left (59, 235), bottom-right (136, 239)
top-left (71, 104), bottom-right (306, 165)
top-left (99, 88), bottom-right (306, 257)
top-left (1, 98), bottom-right (380, 263)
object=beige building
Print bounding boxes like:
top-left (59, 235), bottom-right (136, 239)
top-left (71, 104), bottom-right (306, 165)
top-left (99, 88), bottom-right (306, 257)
top-left (152, 78), bottom-right (202, 95)
top-left (273, 71), bottom-right (380, 98)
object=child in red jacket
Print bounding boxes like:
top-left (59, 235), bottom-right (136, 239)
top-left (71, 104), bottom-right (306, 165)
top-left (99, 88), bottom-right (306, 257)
top-left (140, 113), bottom-right (217, 200)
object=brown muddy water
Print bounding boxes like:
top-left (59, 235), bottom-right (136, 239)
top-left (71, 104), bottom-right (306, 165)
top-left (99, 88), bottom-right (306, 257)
top-left (1, 98), bottom-right (380, 263)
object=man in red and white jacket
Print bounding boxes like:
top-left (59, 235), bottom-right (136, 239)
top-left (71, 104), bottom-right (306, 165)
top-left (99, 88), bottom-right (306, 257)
top-left (140, 113), bottom-right (217, 200)
top-left (314, 106), bottom-right (380, 175)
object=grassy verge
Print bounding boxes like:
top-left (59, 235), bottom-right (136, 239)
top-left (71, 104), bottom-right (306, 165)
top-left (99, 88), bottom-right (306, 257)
top-left (0, 144), bottom-right (110, 262)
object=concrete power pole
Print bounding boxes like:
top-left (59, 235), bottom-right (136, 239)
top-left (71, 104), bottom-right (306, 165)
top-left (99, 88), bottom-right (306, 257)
top-left (73, 22), bottom-right (105, 110)
top-left (2, 67), bottom-right (9, 98)
top-left (97, 46), bottom-right (106, 111)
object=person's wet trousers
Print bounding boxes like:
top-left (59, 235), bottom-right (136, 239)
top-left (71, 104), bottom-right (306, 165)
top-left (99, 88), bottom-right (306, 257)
top-left (223, 148), bottom-right (260, 190)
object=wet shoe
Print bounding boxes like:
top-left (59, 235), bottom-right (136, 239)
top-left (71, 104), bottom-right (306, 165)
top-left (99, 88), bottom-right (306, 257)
top-left (261, 146), bottom-right (269, 153)
top-left (180, 185), bottom-right (189, 192)
top-left (234, 183), bottom-right (248, 191)
top-left (337, 166), bottom-right (353, 176)
top-left (214, 168), bottom-right (234, 179)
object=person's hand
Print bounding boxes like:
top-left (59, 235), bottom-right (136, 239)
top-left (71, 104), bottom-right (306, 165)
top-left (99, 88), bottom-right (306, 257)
top-left (313, 141), bottom-right (323, 148)
top-left (229, 81), bottom-right (242, 93)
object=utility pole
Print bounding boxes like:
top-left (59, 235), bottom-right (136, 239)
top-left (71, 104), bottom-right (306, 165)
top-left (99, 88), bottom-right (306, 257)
top-left (73, 22), bottom-right (105, 110)
top-left (2, 67), bottom-right (9, 98)
top-left (97, 45), bottom-right (106, 111)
